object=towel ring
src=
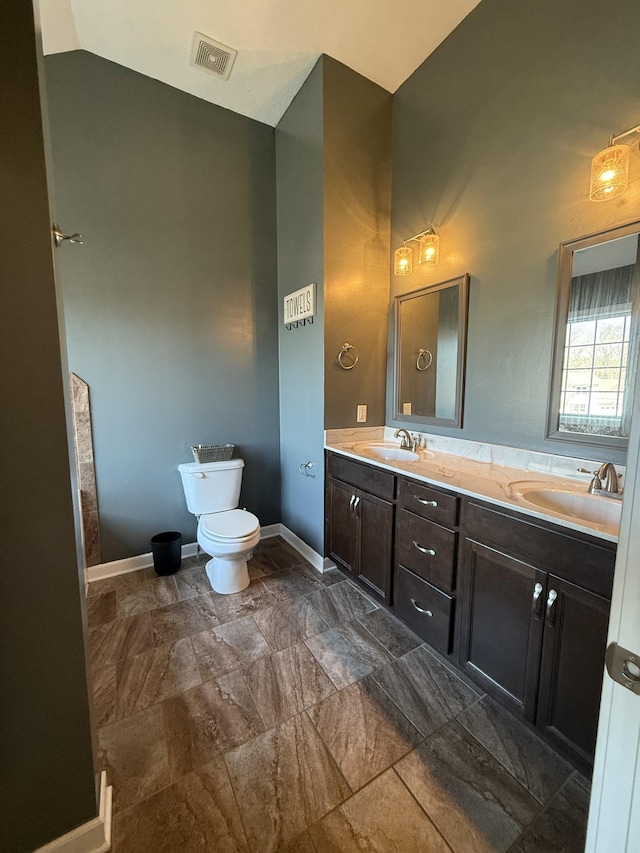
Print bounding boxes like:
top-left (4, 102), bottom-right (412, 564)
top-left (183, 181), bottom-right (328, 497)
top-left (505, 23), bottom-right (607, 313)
top-left (337, 342), bottom-right (359, 370)
top-left (417, 348), bottom-right (433, 371)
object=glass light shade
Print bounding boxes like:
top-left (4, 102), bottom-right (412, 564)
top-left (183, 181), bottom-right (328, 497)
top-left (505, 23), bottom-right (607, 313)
top-left (419, 232), bottom-right (440, 265)
top-left (394, 244), bottom-right (413, 276)
top-left (589, 144), bottom-right (630, 201)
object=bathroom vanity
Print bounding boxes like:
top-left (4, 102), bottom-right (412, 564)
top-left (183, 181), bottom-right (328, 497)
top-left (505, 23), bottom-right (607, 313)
top-left (325, 439), bottom-right (617, 774)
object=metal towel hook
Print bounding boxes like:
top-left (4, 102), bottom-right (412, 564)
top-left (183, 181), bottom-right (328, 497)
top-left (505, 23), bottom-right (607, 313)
top-left (52, 223), bottom-right (83, 247)
top-left (416, 348), bottom-right (433, 371)
top-left (337, 343), bottom-right (359, 370)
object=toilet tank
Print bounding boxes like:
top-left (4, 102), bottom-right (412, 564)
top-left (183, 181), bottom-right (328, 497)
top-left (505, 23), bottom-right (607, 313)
top-left (178, 458), bottom-right (245, 515)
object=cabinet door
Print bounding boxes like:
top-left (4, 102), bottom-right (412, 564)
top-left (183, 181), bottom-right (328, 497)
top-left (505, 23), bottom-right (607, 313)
top-left (357, 490), bottom-right (393, 604)
top-left (458, 540), bottom-right (546, 721)
top-left (537, 575), bottom-right (610, 772)
top-left (327, 478), bottom-right (356, 575)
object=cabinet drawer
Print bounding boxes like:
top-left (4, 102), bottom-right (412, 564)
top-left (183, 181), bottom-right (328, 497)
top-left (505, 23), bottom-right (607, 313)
top-left (398, 477), bottom-right (458, 527)
top-left (395, 509), bottom-right (457, 592)
top-left (327, 453), bottom-right (395, 501)
top-left (394, 565), bottom-right (454, 654)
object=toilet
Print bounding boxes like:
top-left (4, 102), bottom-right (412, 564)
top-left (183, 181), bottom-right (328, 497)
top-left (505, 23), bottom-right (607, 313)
top-left (178, 458), bottom-right (260, 594)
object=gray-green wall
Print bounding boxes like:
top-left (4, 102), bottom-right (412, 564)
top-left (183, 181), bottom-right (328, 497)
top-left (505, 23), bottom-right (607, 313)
top-left (0, 6), bottom-right (96, 851)
top-left (45, 51), bottom-right (281, 561)
top-left (276, 60), bottom-right (326, 553)
top-left (389, 0), bottom-right (640, 465)
top-left (323, 57), bottom-right (392, 429)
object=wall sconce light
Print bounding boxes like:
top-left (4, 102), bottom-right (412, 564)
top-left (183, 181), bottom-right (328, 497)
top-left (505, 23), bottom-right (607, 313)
top-left (394, 242), bottom-right (413, 276)
top-left (393, 226), bottom-right (439, 275)
top-left (590, 123), bottom-right (640, 201)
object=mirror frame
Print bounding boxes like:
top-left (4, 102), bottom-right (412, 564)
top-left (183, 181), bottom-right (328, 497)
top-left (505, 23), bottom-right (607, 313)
top-left (546, 218), bottom-right (640, 451)
top-left (394, 273), bottom-right (470, 428)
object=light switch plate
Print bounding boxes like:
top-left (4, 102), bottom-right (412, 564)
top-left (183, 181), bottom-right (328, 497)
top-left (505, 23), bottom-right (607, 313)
top-left (357, 404), bottom-right (367, 423)
top-left (403, 402), bottom-right (412, 415)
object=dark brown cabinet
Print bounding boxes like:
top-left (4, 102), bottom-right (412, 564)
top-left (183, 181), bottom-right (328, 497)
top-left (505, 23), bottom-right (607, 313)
top-left (537, 576), bottom-right (610, 769)
top-left (458, 497), bottom-right (615, 772)
top-left (326, 455), bottom-right (394, 603)
top-left (325, 451), bottom-right (616, 772)
top-left (393, 476), bottom-right (460, 654)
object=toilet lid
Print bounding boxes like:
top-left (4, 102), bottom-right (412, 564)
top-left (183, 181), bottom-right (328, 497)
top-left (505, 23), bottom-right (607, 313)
top-left (201, 509), bottom-right (260, 540)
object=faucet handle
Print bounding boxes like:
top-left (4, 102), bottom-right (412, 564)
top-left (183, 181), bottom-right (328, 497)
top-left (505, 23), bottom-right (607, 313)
top-left (577, 467), bottom-right (598, 475)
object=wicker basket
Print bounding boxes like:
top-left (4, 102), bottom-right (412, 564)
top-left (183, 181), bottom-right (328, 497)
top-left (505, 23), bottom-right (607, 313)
top-left (191, 444), bottom-right (234, 463)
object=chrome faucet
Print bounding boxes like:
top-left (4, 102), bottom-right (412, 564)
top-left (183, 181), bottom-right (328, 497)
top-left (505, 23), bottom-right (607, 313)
top-left (579, 462), bottom-right (621, 497)
top-left (394, 428), bottom-right (420, 452)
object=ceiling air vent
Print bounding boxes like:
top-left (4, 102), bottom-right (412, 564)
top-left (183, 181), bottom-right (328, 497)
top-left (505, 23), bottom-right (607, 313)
top-left (191, 32), bottom-right (237, 81)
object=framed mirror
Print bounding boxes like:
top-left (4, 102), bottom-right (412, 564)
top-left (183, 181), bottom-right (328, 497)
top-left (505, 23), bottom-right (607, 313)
top-left (394, 274), bottom-right (469, 428)
top-left (547, 220), bottom-right (640, 450)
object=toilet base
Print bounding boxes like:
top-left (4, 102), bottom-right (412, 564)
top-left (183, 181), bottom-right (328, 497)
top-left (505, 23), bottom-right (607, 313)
top-left (205, 556), bottom-right (250, 595)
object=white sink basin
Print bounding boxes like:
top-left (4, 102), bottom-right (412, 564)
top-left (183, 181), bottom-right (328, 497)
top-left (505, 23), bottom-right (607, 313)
top-left (519, 487), bottom-right (622, 527)
top-left (364, 444), bottom-right (420, 462)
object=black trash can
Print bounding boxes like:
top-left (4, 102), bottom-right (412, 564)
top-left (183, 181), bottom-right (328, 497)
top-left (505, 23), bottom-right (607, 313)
top-left (150, 531), bottom-right (182, 576)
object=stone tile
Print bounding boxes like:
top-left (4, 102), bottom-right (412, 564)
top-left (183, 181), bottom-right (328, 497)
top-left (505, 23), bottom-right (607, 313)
top-left (396, 721), bottom-right (538, 853)
top-left (174, 566), bottom-right (211, 600)
top-left (309, 768), bottom-right (450, 853)
top-left (311, 567), bottom-right (345, 587)
top-left (259, 537), bottom-right (304, 571)
top-left (509, 777), bottom-right (589, 853)
top-left (78, 462), bottom-right (97, 511)
top-left (282, 831), bottom-right (317, 853)
top-left (113, 754), bottom-right (249, 853)
top-left (150, 594), bottom-right (219, 644)
top-left (372, 644), bottom-right (480, 737)
top-left (357, 606), bottom-right (423, 657)
top-left (306, 581), bottom-right (378, 628)
top-left (225, 712), bottom-right (350, 853)
top-left (248, 549), bottom-right (278, 578)
top-left (87, 568), bottom-right (153, 598)
top-left (86, 590), bottom-right (117, 629)
top-left (307, 676), bottom-right (422, 791)
top-left (163, 671), bottom-right (265, 777)
top-left (83, 509), bottom-right (101, 567)
top-left (245, 642), bottom-right (336, 729)
top-left (192, 615), bottom-right (271, 681)
top-left (253, 597), bottom-right (328, 652)
top-left (97, 704), bottom-right (171, 812)
top-left (458, 696), bottom-right (573, 804)
top-left (89, 612), bottom-right (154, 669)
top-left (116, 637), bottom-right (201, 719)
top-left (304, 620), bottom-right (392, 689)
top-left (92, 663), bottom-right (117, 727)
top-left (260, 568), bottom-right (323, 603)
top-left (210, 579), bottom-right (276, 624)
top-left (117, 575), bottom-right (179, 619)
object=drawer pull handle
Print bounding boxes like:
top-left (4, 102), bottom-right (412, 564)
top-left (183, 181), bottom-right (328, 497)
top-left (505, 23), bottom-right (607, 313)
top-left (546, 588), bottom-right (558, 628)
top-left (532, 582), bottom-right (544, 621)
top-left (411, 598), bottom-right (433, 616)
top-left (349, 495), bottom-right (356, 513)
top-left (414, 496), bottom-right (438, 507)
top-left (413, 541), bottom-right (436, 556)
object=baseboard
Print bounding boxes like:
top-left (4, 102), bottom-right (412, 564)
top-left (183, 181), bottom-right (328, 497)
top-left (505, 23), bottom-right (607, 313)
top-left (278, 525), bottom-right (334, 574)
top-left (85, 523), bottom-right (328, 584)
top-left (86, 542), bottom-right (198, 583)
top-left (35, 771), bottom-right (112, 853)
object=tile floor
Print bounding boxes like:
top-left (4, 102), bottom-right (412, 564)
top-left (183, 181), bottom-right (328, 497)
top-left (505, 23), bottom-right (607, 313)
top-left (87, 537), bottom-right (590, 852)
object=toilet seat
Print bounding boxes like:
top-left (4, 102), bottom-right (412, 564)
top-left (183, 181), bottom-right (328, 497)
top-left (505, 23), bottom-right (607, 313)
top-left (200, 509), bottom-right (259, 541)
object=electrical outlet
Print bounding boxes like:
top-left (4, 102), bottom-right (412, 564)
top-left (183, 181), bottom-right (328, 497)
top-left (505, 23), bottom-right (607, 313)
top-left (357, 404), bottom-right (367, 423)
top-left (403, 402), bottom-right (412, 415)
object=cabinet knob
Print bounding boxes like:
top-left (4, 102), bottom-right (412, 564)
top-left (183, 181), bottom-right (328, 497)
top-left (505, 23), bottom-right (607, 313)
top-left (412, 540), bottom-right (436, 556)
top-left (414, 495), bottom-right (438, 507)
top-left (411, 598), bottom-right (433, 616)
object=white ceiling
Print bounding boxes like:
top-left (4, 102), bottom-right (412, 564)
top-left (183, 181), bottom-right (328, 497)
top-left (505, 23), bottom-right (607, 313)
top-left (39, 0), bottom-right (481, 127)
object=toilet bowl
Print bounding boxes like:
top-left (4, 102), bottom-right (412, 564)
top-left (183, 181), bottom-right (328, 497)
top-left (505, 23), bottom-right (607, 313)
top-left (197, 508), bottom-right (260, 594)
top-left (178, 458), bottom-right (261, 595)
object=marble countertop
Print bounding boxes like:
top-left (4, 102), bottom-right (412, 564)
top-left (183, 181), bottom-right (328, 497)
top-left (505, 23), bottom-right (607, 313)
top-left (325, 431), bottom-right (620, 544)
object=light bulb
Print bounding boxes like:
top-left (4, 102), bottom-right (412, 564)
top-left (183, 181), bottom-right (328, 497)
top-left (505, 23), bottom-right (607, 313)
top-left (590, 144), bottom-right (630, 201)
